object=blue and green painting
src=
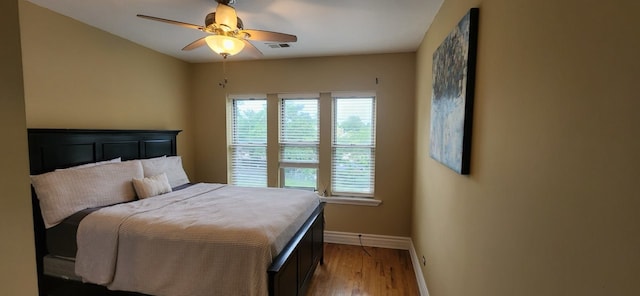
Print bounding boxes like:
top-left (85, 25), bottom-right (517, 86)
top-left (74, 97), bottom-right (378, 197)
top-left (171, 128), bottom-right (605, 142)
top-left (429, 8), bottom-right (478, 174)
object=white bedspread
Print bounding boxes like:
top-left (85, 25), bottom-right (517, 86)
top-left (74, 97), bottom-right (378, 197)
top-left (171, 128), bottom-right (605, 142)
top-left (75, 183), bottom-right (320, 296)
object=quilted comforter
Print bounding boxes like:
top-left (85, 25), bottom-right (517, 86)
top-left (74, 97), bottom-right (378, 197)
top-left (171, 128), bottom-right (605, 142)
top-left (75, 183), bottom-right (320, 296)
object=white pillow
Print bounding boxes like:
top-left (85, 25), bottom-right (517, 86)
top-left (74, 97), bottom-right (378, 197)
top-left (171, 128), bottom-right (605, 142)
top-left (132, 173), bottom-right (172, 199)
top-left (30, 160), bottom-right (144, 228)
top-left (55, 157), bottom-right (121, 171)
top-left (140, 156), bottom-right (190, 188)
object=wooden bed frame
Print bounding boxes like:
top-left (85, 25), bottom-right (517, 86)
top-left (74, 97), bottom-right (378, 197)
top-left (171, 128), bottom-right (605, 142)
top-left (28, 128), bottom-right (324, 296)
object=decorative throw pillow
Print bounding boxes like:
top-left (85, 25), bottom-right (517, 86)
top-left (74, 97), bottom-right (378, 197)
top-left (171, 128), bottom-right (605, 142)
top-left (30, 160), bottom-right (143, 228)
top-left (132, 173), bottom-right (172, 199)
top-left (140, 156), bottom-right (190, 188)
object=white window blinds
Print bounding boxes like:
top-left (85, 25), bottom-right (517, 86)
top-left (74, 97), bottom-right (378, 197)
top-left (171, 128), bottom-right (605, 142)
top-left (332, 96), bottom-right (376, 196)
top-left (279, 97), bottom-right (319, 190)
top-left (230, 98), bottom-right (267, 187)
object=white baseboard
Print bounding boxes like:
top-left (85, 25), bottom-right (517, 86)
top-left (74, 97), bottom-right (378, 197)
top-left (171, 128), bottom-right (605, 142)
top-left (408, 240), bottom-right (430, 296)
top-left (324, 230), bottom-right (411, 249)
top-left (324, 231), bottom-right (430, 296)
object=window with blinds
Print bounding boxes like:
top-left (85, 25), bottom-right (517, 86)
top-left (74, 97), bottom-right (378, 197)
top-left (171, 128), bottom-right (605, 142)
top-left (332, 96), bottom-right (376, 196)
top-left (279, 96), bottom-right (319, 191)
top-left (230, 98), bottom-right (267, 187)
top-left (227, 92), bottom-right (376, 198)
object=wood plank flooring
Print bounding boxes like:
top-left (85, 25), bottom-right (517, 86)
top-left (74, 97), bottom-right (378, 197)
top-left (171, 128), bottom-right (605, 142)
top-left (306, 243), bottom-right (420, 296)
top-left (43, 243), bottom-right (419, 296)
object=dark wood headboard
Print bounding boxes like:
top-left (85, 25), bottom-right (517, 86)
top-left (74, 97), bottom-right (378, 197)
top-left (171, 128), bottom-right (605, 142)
top-left (28, 129), bottom-right (181, 175)
top-left (27, 128), bottom-right (181, 284)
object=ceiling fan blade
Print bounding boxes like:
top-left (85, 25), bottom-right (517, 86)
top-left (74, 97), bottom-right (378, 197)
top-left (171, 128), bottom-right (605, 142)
top-left (137, 14), bottom-right (204, 31)
top-left (241, 29), bottom-right (297, 42)
top-left (182, 37), bottom-right (208, 51)
top-left (242, 40), bottom-right (263, 57)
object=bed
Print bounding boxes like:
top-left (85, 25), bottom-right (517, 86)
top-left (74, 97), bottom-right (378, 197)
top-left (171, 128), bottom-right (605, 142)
top-left (28, 128), bottom-right (325, 296)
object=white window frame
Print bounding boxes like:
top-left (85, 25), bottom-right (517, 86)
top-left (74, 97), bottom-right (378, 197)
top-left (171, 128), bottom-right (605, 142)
top-left (278, 94), bottom-right (320, 191)
top-left (228, 95), bottom-right (268, 187)
top-left (226, 92), bottom-right (377, 201)
top-left (331, 94), bottom-right (376, 198)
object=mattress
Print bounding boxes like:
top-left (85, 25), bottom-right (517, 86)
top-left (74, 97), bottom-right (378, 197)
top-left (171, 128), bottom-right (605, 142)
top-left (43, 255), bottom-right (81, 281)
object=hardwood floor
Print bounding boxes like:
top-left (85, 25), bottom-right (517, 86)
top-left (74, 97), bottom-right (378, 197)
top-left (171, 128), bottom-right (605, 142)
top-left (42, 243), bottom-right (419, 296)
top-left (306, 243), bottom-right (420, 296)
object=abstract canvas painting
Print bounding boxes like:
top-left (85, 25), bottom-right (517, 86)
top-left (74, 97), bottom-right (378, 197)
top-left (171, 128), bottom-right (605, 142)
top-left (429, 8), bottom-right (479, 175)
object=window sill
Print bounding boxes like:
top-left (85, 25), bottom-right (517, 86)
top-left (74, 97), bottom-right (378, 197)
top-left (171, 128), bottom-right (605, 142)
top-left (319, 196), bottom-right (382, 206)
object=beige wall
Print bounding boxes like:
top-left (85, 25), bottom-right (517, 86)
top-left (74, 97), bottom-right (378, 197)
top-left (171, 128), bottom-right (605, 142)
top-left (18, 1), bottom-right (195, 176)
top-left (413, 0), bottom-right (640, 295)
top-left (191, 54), bottom-right (416, 236)
top-left (0, 0), bottom-right (38, 295)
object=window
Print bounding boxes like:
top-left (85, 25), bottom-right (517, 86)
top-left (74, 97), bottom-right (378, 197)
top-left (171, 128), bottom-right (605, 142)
top-left (332, 97), bottom-right (376, 196)
top-left (228, 92), bottom-right (376, 198)
top-left (279, 96), bottom-right (319, 191)
top-left (229, 98), bottom-right (267, 187)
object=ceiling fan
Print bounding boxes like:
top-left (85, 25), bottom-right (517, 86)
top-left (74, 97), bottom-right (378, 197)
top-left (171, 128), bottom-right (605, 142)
top-left (137, 0), bottom-right (297, 58)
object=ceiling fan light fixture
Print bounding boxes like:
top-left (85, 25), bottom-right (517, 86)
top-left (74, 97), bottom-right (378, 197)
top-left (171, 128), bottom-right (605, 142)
top-left (205, 35), bottom-right (245, 56)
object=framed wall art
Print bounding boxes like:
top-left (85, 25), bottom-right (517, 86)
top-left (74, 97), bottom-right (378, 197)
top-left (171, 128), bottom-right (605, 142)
top-left (429, 8), bottom-right (479, 175)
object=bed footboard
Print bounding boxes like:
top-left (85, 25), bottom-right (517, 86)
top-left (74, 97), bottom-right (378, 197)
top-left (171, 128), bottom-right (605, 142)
top-left (268, 202), bottom-right (325, 296)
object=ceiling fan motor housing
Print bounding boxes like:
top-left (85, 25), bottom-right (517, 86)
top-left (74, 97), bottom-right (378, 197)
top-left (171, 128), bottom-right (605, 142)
top-left (205, 12), bottom-right (243, 30)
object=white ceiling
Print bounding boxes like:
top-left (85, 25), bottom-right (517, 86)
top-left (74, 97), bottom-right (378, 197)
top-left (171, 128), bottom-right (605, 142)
top-left (26, 0), bottom-right (443, 63)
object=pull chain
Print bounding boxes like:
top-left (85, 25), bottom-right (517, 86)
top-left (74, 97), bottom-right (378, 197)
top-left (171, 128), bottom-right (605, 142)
top-left (219, 54), bottom-right (228, 88)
